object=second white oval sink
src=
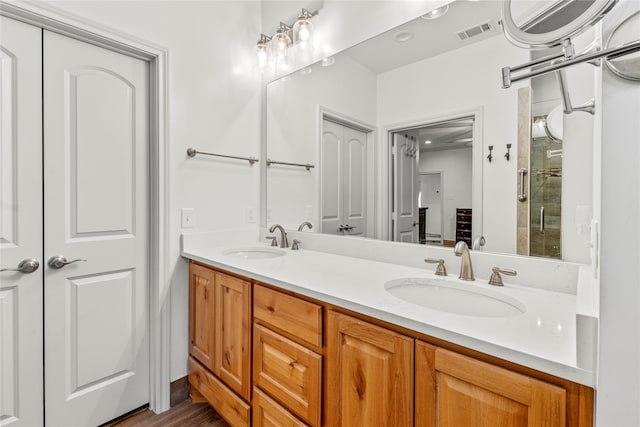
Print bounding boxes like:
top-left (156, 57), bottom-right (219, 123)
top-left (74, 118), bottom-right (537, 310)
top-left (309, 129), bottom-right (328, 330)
top-left (222, 247), bottom-right (286, 259)
top-left (385, 278), bottom-right (525, 318)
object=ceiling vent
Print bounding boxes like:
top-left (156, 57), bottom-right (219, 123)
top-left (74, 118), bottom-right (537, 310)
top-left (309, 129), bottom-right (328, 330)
top-left (457, 22), bottom-right (494, 41)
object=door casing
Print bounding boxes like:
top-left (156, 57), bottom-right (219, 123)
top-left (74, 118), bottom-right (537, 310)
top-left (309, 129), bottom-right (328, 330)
top-left (0, 0), bottom-right (172, 413)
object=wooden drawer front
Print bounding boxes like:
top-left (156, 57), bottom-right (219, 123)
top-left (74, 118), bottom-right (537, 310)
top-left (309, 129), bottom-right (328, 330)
top-left (254, 324), bottom-right (321, 426)
top-left (253, 388), bottom-right (309, 427)
top-left (188, 357), bottom-right (251, 427)
top-left (254, 285), bottom-right (322, 349)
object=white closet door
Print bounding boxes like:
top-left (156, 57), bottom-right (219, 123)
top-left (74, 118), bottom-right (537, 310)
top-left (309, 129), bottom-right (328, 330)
top-left (0, 16), bottom-right (43, 427)
top-left (343, 126), bottom-right (367, 237)
top-left (321, 120), bottom-right (343, 235)
top-left (43, 31), bottom-right (150, 426)
top-left (394, 134), bottom-right (419, 243)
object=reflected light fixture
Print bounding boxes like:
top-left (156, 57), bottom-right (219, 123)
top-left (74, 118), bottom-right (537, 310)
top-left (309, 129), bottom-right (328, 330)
top-left (256, 8), bottom-right (319, 71)
top-left (424, 140), bottom-right (432, 144)
top-left (421, 5), bottom-right (449, 20)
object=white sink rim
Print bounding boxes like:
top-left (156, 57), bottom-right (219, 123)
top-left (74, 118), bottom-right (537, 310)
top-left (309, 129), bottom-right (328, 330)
top-left (385, 277), bottom-right (526, 318)
top-left (222, 247), bottom-right (286, 259)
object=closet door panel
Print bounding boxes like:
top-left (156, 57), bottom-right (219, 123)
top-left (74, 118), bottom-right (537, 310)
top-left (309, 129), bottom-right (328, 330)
top-left (43, 30), bottom-right (150, 427)
top-left (0, 16), bottom-right (43, 427)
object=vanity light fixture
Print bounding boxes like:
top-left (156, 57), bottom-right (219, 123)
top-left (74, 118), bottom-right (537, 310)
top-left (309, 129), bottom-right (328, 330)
top-left (256, 9), bottom-right (319, 71)
top-left (424, 140), bottom-right (432, 145)
top-left (256, 34), bottom-right (271, 69)
top-left (421, 5), bottom-right (449, 20)
top-left (272, 22), bottom-right (292, 65)
top-left (293, 8), bottom-right (318, 51)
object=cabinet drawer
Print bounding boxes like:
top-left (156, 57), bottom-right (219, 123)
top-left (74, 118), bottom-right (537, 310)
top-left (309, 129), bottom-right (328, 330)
top-left (253, 388), bottom-right (309, 427)
top-left (253, 324), bottom-right (321, 426)
top-left (254, 285), bottom-right (322, 349)
top-left (188, 357), bottom-right (250, 427)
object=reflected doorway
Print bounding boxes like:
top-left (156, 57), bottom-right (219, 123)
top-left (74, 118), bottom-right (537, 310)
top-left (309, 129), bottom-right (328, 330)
top-left (391, 117), bottom-right (474, 246)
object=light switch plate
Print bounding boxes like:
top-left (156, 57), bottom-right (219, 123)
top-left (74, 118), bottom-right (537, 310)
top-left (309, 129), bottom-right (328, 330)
top-left (181, 208), bottom-right (195, 229)
top-left (246, 207), bottom-right (256, 223)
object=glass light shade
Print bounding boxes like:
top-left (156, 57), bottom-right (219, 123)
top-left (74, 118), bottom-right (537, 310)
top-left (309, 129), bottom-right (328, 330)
top-left (256, 42), bottom-right (270, 69)
top-left (293, 18), bottom-right (314, 50)
top-left (272, 30), bottom-right (291, 64)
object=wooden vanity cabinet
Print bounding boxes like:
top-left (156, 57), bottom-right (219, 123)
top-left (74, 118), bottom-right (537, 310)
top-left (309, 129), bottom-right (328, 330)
top-left (188, 261), bottom-right (252, 426)
top-left (326, 311), bottom-right (414, 426)
top-left (253, 285), bottom-right (323, 427)
top-left (188, 263), bottom-right (594, 427)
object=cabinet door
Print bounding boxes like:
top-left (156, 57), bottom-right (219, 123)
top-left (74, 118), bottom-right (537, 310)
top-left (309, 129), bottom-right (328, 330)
top-left (189, 263), bottom-right (215, 370)
top-left (326, 311), bottom-right (413, 426)
top-left (416, 341), bottom-right (567, 427)
top-left (214, 271), bottom-right (252, 401)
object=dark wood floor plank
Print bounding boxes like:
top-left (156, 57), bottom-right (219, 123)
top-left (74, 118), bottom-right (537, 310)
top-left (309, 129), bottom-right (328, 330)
top-left (107, 400), bottom-right (229, 427)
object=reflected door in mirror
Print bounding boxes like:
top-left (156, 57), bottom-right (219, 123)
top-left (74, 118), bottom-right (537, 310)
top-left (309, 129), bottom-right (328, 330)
top-left (393, 133), bottom-right (419, 243)
top-left (321, 119), bottom-right (367, 236)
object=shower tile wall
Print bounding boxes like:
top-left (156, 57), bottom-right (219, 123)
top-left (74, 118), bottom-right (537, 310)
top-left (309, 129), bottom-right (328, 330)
top-left (529, 115), bottom-right (562, 259)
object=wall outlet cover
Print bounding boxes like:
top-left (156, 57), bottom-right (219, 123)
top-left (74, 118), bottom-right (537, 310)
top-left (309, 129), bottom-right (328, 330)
top-left (181, 208), bottom-right (195, 229)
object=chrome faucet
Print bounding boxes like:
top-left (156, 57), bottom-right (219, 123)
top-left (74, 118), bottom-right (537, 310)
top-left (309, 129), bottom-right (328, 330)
top-left (454, 241), bottom-right (475, 281)
top-left (269, 224), bottom-right (289, 248)
top-left (297, 221), bottom-right (313, 231)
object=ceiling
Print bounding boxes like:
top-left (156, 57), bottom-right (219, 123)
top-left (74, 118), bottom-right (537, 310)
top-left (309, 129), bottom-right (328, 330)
top-left (401, 118), bottom-right (474, 153)
top-left (345, 0), bottom-right (504, 75)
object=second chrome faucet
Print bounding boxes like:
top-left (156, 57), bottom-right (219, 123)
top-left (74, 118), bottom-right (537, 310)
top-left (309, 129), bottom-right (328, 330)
top-left (269, 224), bottom-right (289, 248)
top-left (454, 241), bottom-right (475, 281)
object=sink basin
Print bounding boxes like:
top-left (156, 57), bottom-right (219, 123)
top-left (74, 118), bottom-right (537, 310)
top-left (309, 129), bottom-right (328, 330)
top-left (385, 278), bottom-right (525, 318)
top-left (222, 247), bottom-right (286, 259)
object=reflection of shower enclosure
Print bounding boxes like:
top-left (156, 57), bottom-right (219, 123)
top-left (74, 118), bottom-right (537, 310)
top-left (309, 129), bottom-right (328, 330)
top-left (529, 115), bottom-right (562, 258)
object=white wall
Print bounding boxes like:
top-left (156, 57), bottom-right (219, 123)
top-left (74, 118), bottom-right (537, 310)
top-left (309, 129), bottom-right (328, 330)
top-left (597, 2), bottom-right (640, 425)
top-left (377, 35), bottom-right (530, 254)
top-left (47, 0), bottom-right (263, 381)
top-left (266, 54), bottom-right (377, 229)
top-left (420, 148), bottom-right (472, 240)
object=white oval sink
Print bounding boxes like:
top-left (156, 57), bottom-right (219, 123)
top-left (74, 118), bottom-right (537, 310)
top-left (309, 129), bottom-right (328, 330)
top-left (385, 278), bottom-right (525, 318)
top-left (222, 247), bottom-right (286, 259)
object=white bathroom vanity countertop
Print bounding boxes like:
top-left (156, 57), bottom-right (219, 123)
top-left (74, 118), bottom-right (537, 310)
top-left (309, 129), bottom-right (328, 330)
top-left (182, 238), bottom-right (596, 387)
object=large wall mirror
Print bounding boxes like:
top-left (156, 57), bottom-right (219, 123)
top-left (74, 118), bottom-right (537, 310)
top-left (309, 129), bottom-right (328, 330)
top-left (266, 0), bottom-right (600, 262)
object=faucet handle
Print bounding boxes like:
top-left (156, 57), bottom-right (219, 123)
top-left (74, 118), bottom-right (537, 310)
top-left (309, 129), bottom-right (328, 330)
top-left (425, 258), bottom-right (447, 276)
top-left (488, 267), bottom-right (517, 286)
top-left (265, 236), bottom-right (278, 247)
top-left (291, 239), bottom-right (301, 250)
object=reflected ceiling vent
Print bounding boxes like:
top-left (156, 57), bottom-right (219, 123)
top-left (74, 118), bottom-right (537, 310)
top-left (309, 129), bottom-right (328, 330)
top-left (456, 22), bottom-right (494, 41)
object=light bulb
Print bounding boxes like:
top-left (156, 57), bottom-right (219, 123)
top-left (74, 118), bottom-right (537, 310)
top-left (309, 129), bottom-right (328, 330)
top-left (256, 34), bottom-right (271, 69)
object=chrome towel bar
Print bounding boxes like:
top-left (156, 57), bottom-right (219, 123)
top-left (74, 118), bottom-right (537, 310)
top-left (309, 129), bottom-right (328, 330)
top-left (186, 147), bottom-right (259, 165)
top-left (266, 158), bottom-right (315, 171)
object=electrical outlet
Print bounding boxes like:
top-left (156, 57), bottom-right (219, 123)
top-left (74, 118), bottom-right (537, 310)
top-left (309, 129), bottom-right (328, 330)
top-left (266, 207), bottom-right (272, 222)
top-left (305, 205), bottom-right (313, 220)
top-left (246, 207), bottom-right (256, 223)
top-left (181, 208), bottom-right (195, 229)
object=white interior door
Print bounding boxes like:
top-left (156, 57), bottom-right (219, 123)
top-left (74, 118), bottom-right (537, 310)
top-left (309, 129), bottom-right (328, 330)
top-left (343, 126), bottom-right (367, 237)
top-left (43, 30), bottom-right (150, 426)
top-left (393, 134), bottom-right (419, 242)
top-left (321, 119), bottom-right (368, 236)
top-left (321, 120), bottom-right (343, 235)
top-left (0, 17), bottom-right (43, 427)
